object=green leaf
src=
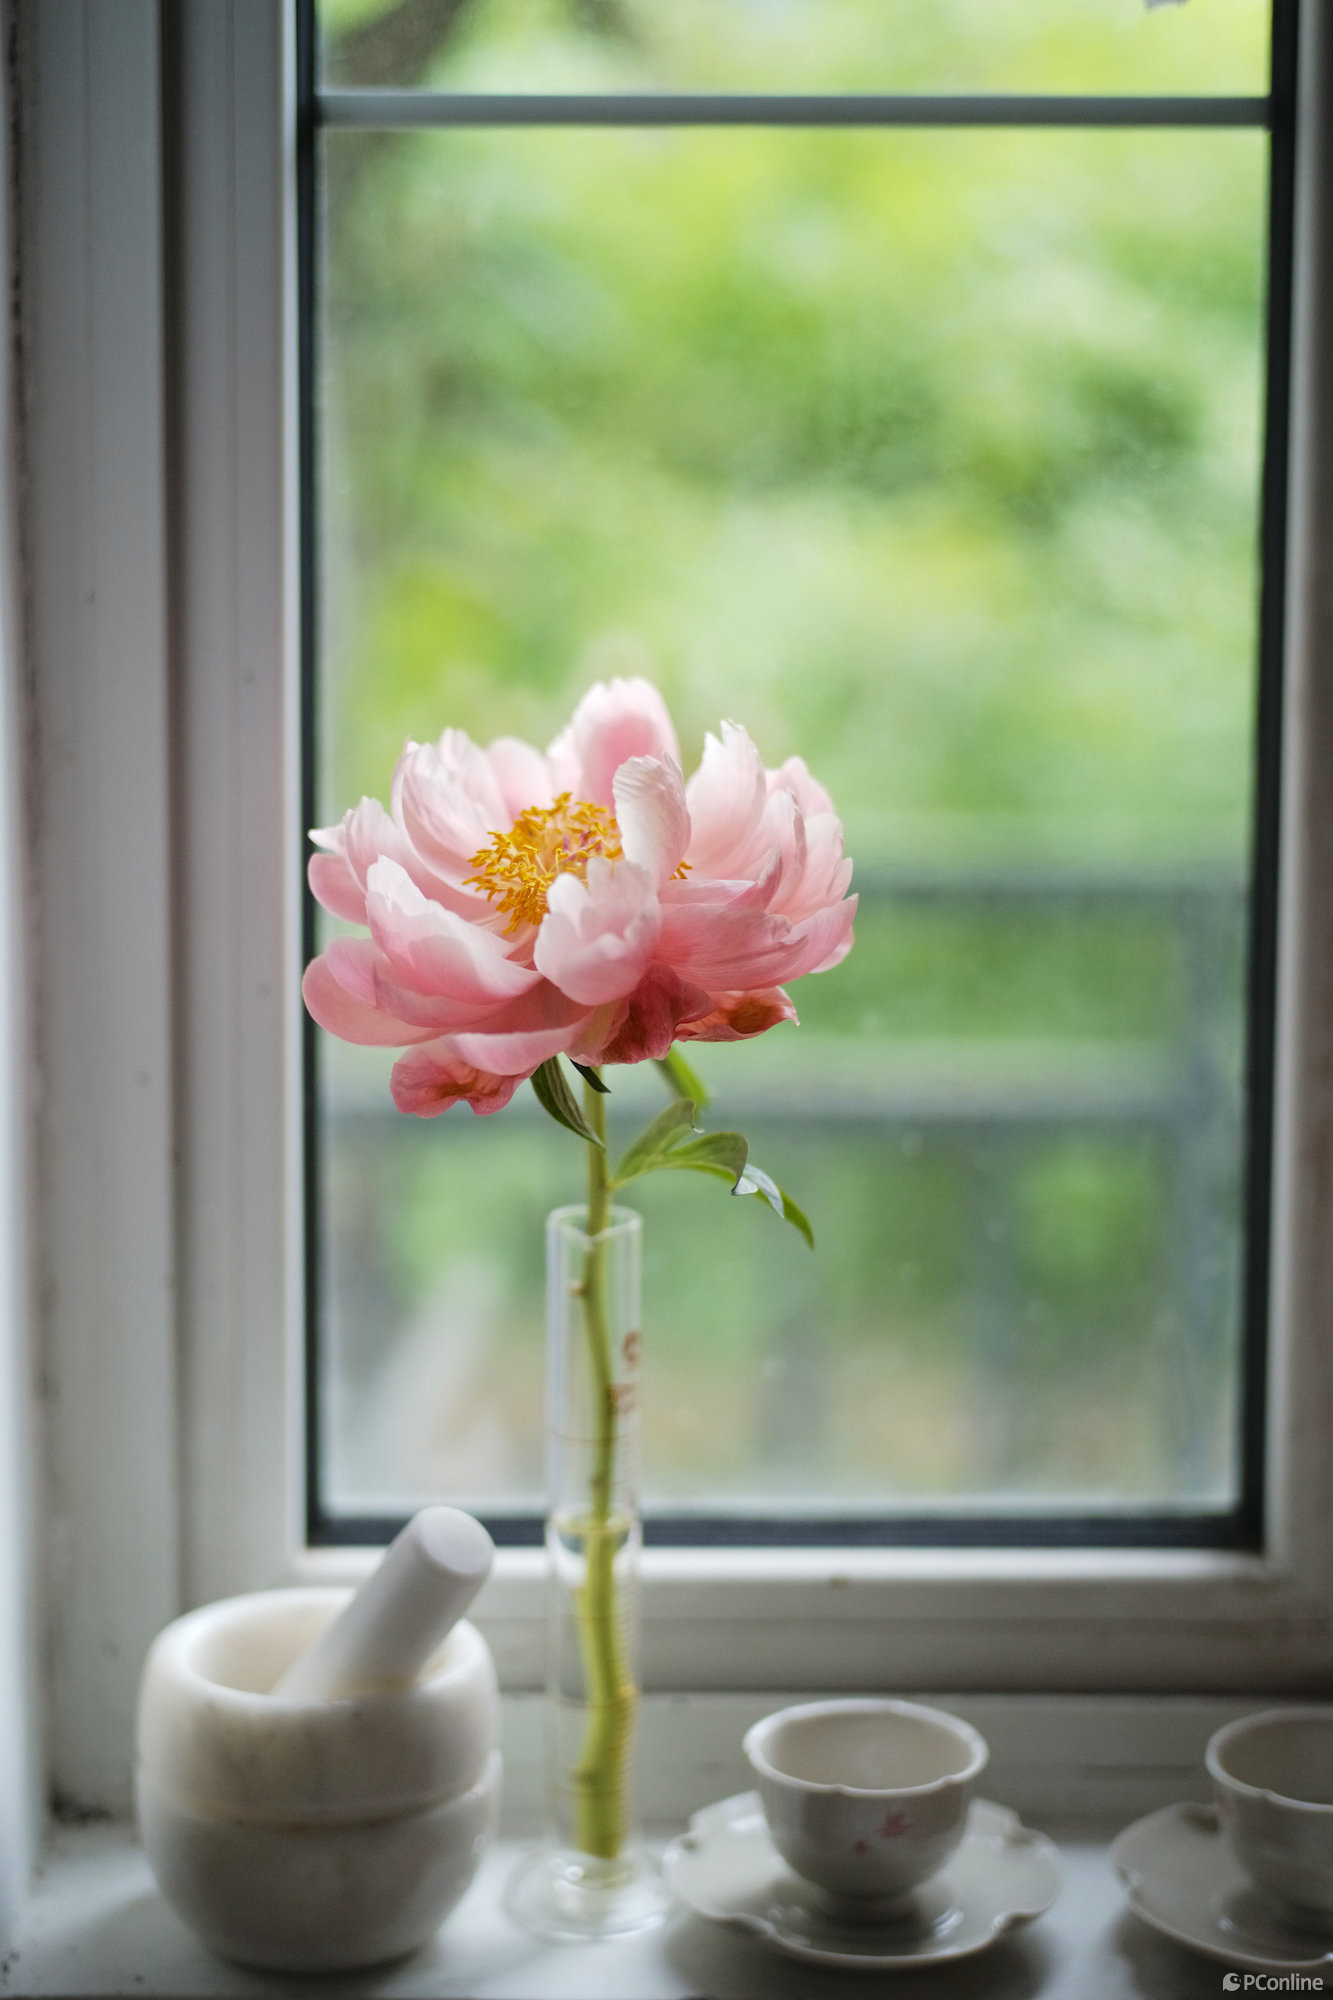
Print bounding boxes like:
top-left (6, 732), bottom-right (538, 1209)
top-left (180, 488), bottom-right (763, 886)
top-left (608, 1101), bottom-right (815, 1246)
top-left (571, 1061), bottom-right (610, 1094)
top-left (735, 1160), bottom-right (783, 1216)
top-left (736, 1161), bottom-right (815, 1249)
top-left (609, 1098), bottom-right (697, 1186)
top-left (615, 1128), bottom-right (750, 1189)
top-left (663, 1131), bottom-right (750, 1183)
top-left (654, 1045), bottom-right (710, 1112)
top-left (776, 1188), bottom-right (816, 1249)
top-left (530, 1057), bottom-right (604, 1147)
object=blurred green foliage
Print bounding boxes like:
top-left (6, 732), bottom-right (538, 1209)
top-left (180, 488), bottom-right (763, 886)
top-left (322, 113), bottom-right (1263, 864)
top-left (314, 0), bottom-right (1264, 1516)
top-left (320, 0), bottom-right (1268, 96)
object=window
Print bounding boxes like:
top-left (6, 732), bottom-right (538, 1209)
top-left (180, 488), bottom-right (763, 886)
top-left (15, 2), bottom-right (1333, 1829)
top-left (303, 0), bottom-right (1292, 1554)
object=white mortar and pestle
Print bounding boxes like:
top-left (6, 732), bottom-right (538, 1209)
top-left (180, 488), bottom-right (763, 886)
top-left (135, 1507), bottom-right (500, 1972)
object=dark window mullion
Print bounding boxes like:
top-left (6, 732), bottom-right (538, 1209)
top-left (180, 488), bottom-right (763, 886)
top-left (1235, 0), bottom-right (1301, 1551)
top-left (297, 0), bottom-right (326, 1554)
top-left (315, 88), bottom-right (1271, 131)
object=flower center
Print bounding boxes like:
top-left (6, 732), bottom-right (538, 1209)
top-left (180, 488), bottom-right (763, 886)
top-left (466, 792), bottom-right (624, 933)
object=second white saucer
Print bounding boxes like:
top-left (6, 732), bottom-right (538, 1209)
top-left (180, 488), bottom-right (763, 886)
top-left (1112, 1802), bottom-right (1333, 1975)
top-left (663, 1793), bottom-right (1060, 1971)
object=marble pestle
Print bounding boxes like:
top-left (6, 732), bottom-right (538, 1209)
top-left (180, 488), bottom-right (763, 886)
top-left (273, 1505), bottom-right (495, 1701)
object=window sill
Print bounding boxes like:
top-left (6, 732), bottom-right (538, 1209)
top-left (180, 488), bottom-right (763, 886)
top-left (294, 1545), bottom-right (1330, 1694)
top-left (0, 1818), bottom-right (1232, 2000)
top-left (1, 1693), bottom-right (1275, 1999)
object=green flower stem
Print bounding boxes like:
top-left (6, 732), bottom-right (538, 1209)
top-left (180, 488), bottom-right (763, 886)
top-left (569, 1074), bottom-right (637, 1861)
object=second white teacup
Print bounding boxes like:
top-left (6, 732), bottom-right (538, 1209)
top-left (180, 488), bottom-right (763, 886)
top-left (742, 1697), bottom-right (988, 1914)
top-left (1207, 1708), bottom-right (1333, 1932)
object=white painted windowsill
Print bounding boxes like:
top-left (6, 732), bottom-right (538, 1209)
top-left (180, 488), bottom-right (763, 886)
top-left (0, 1820), bottom-right (1239, 2000)
top-left (0, 1694), bottom-right (1281, 2000)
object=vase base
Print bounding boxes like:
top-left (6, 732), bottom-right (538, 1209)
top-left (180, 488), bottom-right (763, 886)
top-left (505, 1844), bottom-right (669, 1942)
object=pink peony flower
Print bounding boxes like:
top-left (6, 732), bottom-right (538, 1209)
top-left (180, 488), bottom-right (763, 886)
top-left (303, 678), bottom-right (856, 1115)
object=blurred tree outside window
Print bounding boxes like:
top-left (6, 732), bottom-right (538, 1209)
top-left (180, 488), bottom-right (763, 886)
top-left (308, 0), bottom-right (1276, 1536)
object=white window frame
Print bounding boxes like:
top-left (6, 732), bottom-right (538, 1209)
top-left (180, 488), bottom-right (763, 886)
top-left (9, 0), bottom-right (1333, 1822)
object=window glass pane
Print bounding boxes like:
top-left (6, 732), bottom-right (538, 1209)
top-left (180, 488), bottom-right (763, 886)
top-left (318, 0), bottom-right (1269, 98)
top-left (315, 121), bottom-right (1265, 1523)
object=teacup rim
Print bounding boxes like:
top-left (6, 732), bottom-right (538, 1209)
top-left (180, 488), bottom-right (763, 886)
top-left (743, 1696), bottom-right (988, 1798)
top-left (1206, 1706), bottom-right (1333, 1815)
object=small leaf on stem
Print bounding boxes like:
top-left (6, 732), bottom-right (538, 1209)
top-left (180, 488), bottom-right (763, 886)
top-left (735, 1160), bottom-right (782, 1214)
top-left (572, 1061), bottom-right (611, 1094)
top-left (665, 1131), bottom-right (750, 1182)
top-left (609, 1093), bottom-right (815, 1245)
top-left (610, 1098), bottom-right (697, 1186)
top-left (736, 1161), bottom-right (816, 1249)
top-left (531, 1057), bottom-right (605, 1146)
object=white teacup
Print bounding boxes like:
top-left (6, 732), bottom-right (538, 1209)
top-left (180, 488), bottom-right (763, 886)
top-left (1206, 1708), bottom-right (1333, 1933)
top-left (742, 1697), bottom-right (988, 1915)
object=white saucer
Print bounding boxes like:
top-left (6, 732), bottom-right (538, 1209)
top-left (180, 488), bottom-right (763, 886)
top-left (1112, 1802), bottom-right (1333, 1974)
top-left (663, 1793), bottom-right (1060, 1971)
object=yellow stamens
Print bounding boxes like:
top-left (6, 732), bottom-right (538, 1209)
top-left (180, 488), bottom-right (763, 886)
top-left (466, 792), bottom-right (624, 933)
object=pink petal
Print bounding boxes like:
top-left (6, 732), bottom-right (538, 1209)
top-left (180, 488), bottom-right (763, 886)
top-left (308, 850), bottom-right (368, 925)
top-left (390, 1043), bottom-right (527, 1119)
top-left (322, 935), bottom-right (379, 1006)
top-left (548, 677), bottom-right (681, 808)
top-left (393, 737), bottom-right (506, 890)
top-left (534, 857), bottom-right (661, 1005)
top-left (768, 754), bottom-right (834, 819)
top-left (445, 1017), bottom-right (591, 1074)
top-left (658, 892), bottom-right (856, 990)
top-left (473, 980), bottom-right (593, 1036)
top-left (544, 728), bottom-right (581, 800)
top-left (656, 897), bottom-right (792, 989)
top-left (677, 986), bottom-right (799, 1042)
top-left (340, 798), bottom-right (404, 884)
top-left (365, 858), bottom-right (540, 1005)
top-left (613, 755), bottom-right (691, 886)
top-left (342, 795), bottom-right (489, 923)
top-left (302, 951), bottom-right (437, 1048)
top-left (434, 728), bottom-right (510, 823)
top-left (583, 964), bottom-right (713, 1066)
top-left (740, 791), bottom-right (852, 922)
top-left (364, 967), bottom-right (514, 1034)
top-left (487, 735), bottom-right (554, 818)
top-left (684, 722), bottom-right (768, 878)
top-left (748, 790), bottom-right (805, 911)
top-left (318, 934), bottom-right (509, 1036)
top-left (781, 813), bottom-right (854, 920)
top-left (439, 982), bottom-right (594, 1071)
top-left (780, 896), bottom-right (858, 979)
top-left (659, 848), bottom-right (783, 915)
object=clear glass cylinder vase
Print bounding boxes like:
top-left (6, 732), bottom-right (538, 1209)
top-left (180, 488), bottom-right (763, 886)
top-left (508, 1203), bottom-right (666, 1940)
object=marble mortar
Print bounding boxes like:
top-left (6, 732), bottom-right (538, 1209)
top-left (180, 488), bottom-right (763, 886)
top-left (135, 1585), bottom-right (501, 1972)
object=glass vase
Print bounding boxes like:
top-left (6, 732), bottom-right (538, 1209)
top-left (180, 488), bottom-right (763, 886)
top-left (507, 1203), bottom-right (667, 1940)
